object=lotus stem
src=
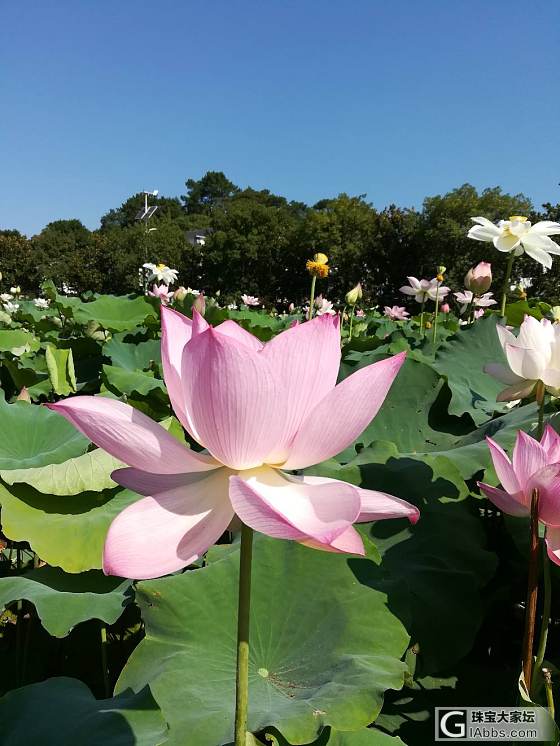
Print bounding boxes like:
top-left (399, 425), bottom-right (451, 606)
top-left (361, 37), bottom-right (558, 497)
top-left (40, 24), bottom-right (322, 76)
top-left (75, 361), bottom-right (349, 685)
top-left (308, 276), bottom-right (316, 321)
top-left (100, 622), bottom-right (110, 697)
top-left (420, 298), bottom-right (425, 339)
top-left (348, 305), bottom-right (355, 339)
top-left (543, 668), bottom-right (555, 720)
top-left (431, 284), bottom-right (440, 346)
top-left (500, 253), bottom-right (515, 318)
top-left (536, 383), bottom-right (546, 440)
top-left (532, 534), bottom-right (552, 697)
top-left (522, 488), bottom-right (540, 689)
top-left (234, 523), bottom-right (254, 746)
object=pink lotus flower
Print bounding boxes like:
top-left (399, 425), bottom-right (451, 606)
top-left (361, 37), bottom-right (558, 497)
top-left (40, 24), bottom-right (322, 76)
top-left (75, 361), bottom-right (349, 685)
top-left (355, 309), bottom-right (366, 318)
top-left (465, 262), bottom-right (492, 294)
top-left (148, 284), bottom-right (173, 305)
top-left (479, 428), bottom-right (560, 565)
top-left (47, 309), bottom-right (418, 579)
top-left (384, 305), bottom-right (409, 321)
top-left (314, 295), bottom-right (335, 316)
top-left (241, 294), bottom-right (260, 306)
top-left (441, 303), bottom-right (450, 314)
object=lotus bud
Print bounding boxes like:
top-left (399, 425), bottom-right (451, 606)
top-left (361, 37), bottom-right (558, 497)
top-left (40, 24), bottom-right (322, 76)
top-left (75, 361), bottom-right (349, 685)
top-left (288, 302), bottom-right (295, 313)
top-left (173, 286), bottom-right (188, 302)
top-left (17, 386), bottom-right (31, 402)
top-left (345, 283), bottom-right (363, 306)
top-left (193, 292), bottom-right (206, 316)
top-left (10, 286), bottom-right (20, 295)
top-left (437, 265), bottom-right (447, 275)
top-left (0, 271), bottom-right (3, 281)
top-left (441, 303), bottom-right (450, 314)
top-left (550, 306), bottom-right (560, 323)
top-left (464, 262), bottom-right (492, 294)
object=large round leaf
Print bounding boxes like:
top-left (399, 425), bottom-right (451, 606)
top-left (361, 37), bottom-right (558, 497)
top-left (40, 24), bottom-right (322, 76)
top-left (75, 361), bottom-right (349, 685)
top-left (0, 398), bottom-right (89, 469)
top-left (73, 295), bottom-right (157, 332)
top-left (0, 567), bottom-right (132, 637)
top-left (102, 337), bottom-right (161, 371)
top-left (267, 726), bottom-right (406, 745)
top-left (0, 677), bottom-right (168, 745)
top-left (117, 536), bottom-right (410, 746)
top-left (0, 448), bottom-right (123, 495)
top-left (0, 483), bottom-right (138, 572)
top-left (0, 329), bottom-right (40, 355)
top-left (432, 316), bottom-right (510, 425)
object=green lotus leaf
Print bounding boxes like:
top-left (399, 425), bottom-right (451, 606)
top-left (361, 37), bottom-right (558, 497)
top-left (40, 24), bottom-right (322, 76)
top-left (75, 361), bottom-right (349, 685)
top-left (45, 344), bottom-right (78, 395)
top-left (102, 337), bottom-right (161, 371)
top-left (0, 447), bottom-right (123, 495)
top-left (102, 365), bottom-right (166, 397)
top-left (0, 677), bottom-right (167, 745)
top-left (117, 536), bottom-right (410, 746)
top-left (0, 483), bottom-right (138, 572)
top-left (0, 397), bottom-right (89, 469)
top-left (73, 295), bottom-right (157, 332)
top-left (0, 566), bottom-right (132, 637)
top-left (266, 725), bottom-right (406, 745)
top-left (0, 329), bottom-right (40, 356)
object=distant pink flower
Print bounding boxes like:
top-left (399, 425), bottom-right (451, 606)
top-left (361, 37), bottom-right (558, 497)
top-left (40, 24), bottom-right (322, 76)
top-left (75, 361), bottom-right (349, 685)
top-left (474, 308), bottom-right (484, 319)
top-left (454, 290), bottom-right (497, 314)
top-left (384, 305), bottom-right (410, 321)
top-left (241, 294), bottom-right (260, 306)
top-left (441, 303), bottom-right (450, 313)
top-left (355, 309), bottom-right (366, 318)
top-left (47, 309), bottom-right (418, 579)
top-left (479, 428), bottom-right (560, 565)
top-left (192, 292), bottom-right (206, 316)
top-left (148, 284), bottom-right (173, 305)
top-left (288, 303), bottom-right (295, 313)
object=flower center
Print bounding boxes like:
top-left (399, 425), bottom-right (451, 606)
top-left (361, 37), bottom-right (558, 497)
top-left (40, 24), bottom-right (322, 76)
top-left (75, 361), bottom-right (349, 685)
top-left (509, 216), bottom-right (528, 223)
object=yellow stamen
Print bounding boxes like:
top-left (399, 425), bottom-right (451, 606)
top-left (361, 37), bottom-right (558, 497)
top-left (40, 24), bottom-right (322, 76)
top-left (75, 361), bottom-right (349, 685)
top-left (306, 260), bottom-right (329, 278)
top-left (509, 216), bottom-right (528, 223)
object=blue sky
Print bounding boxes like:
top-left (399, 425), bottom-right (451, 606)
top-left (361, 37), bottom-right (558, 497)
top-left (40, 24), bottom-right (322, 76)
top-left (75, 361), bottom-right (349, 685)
top-left (2, 0), bottom-right (558, 236)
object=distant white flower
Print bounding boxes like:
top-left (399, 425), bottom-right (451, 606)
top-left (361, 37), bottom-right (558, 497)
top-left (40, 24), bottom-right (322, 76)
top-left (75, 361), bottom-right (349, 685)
top-left (399, 277), bottom-right (450, 303)
top-left (143, 263), bottom-right (179, 286)
top-left (185, 287), bottom-right (200, 296)
top-left (4, 301), bottom-right (19, 314)
top-left (468, 216), bottom-right (560, 269)
top-left (241, 294), bottom-right (260, 306)
top-left (34, 298), bottom-right (50, 309)
top-left (0, 293), bottom-right (12, 302)
top-left (227, 303), bottom-right (238, 310)
top-left (62, 282), bottom-right (77, 295)
top-left (453, 290), bottom-right (497, 314)
top-left (314, 296), bottom-right (335, 316)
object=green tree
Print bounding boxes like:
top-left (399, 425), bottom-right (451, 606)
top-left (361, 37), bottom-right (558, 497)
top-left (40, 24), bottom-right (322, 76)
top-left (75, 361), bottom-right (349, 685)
top-left (100, 194), bottom-right (185, 231)
top-left (182, 171), bottom-right (240, 215)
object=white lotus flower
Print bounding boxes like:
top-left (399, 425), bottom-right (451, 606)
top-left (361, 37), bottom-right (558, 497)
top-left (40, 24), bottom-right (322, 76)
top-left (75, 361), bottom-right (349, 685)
top-left (34, 298), bottom-right (50, 309)
top-left (3, 301), bottom-right (19, 314)
top-left (0, 293), bottom-right (12, 302)
top-left (143, 263), bottom-right (179, 286)
top-left (484, 316), bottom-right (560, 401)
top-left (399, 277), bottom-right (450, 303)
top-left (241, 294), bottom-right (260, 306)
top-left (453, 290), bottom-right (497, 314)
top-left (314, 297), bottom-right (335, 316)
top-left (468, 216), bottom-right (560, 269)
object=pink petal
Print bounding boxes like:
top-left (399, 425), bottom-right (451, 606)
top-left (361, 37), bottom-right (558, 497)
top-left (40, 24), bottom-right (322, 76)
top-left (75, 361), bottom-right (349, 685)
top-left (356, 487), bottom-right (420, 524)
top-left (512, 431), bottom-right (547, 492)
top-left (181, 327), bottom-right (283, 469)
top-left (526, 465), bottom-right (560, 527)
top-left (301, 474), bottom-right (419, 524)
top-left (478, 482), bottom-right (529, 517)
top-left (228, 467), bottom-right (362, 548)
top-left (261, 314), bottom-right (341, 463)
top-left (496, 381), bottom-right (536, 402)
top-left (46, 397), bottom-right (219, 474)
top-left (282, 352), bottom-right (406, 470)
top-left (300, 525), bottom-right (365, 554)
top-left (214, 320), bottom-right (264, 351)
top-left (545, 527), bottom-right (560, 566)
top-left (191, 308), bottom-right (209, 336)
top-left (485, 437), bottom-right (521, 494)
top-left (541, 424), bottom-right (560, 463)
top-left (160, 306), bottom-right (194, 432)
top-left (103, 468), bottom-right (233, 579)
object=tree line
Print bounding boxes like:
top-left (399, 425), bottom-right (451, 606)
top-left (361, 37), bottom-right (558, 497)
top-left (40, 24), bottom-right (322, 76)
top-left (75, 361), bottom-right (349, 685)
top-left (2, 171), bottom-right (559, 306)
